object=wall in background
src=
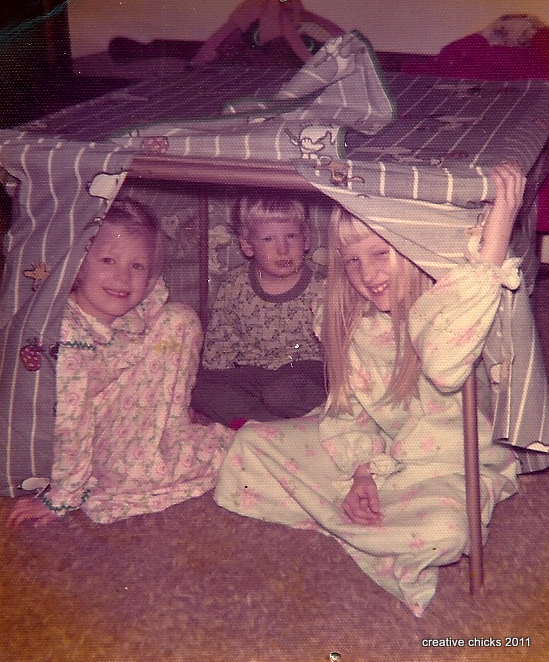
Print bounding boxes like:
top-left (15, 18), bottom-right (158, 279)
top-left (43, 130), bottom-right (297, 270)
top-left (68, 0), bottom-right (549, 58)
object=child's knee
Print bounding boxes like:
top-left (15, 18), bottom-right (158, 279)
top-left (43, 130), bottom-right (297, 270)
top-left (423, 507), bottom-right (470, 559)
top-left (262, 372), bottom-right (323, 418)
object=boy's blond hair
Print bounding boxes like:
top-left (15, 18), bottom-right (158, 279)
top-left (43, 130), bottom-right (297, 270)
top-left (233, 194), bottom-right (308, 240)
top-left (321, 205), bottom-right (433, 414)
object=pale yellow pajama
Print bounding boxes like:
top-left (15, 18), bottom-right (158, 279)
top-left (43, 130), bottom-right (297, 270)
top-left (215, 261), bottom-right (519, 615)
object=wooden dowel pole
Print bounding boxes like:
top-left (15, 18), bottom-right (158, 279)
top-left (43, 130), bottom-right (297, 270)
top-left (197, 186), bottom-right (209, 330)
top-left (462, 370), bottom-right (484, 594)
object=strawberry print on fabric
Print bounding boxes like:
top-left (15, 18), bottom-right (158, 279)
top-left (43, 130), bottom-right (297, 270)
top-left (20, 339), bottom-right (45, 371)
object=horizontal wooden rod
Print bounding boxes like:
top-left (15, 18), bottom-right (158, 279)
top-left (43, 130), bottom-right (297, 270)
top-left (129, 155), bottom-right (317, 191)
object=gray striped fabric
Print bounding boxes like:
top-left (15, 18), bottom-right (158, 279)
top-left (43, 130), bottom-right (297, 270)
top-left (7, 32), bottom-right (549, 210)
top-left (1, 31), bottom-right (549, 496)
top-left (0, 137), bottom-right (132, 496)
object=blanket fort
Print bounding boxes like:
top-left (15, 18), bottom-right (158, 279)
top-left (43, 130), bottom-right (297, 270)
top-left (1, 31), bottom-right (549, 497)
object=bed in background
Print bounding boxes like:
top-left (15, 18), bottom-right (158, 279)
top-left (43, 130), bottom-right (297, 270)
top-left (1, 28), bottom-right (549, 592)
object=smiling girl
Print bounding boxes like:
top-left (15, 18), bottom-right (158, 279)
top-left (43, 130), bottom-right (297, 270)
top-left (214, 162), bottom-right (525, 616)
top-left (8, 199), bottom-right (233, 526)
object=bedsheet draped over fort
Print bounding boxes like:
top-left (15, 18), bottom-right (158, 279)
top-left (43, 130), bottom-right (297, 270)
top-left (1, 32), bottom-right (549, 496)
top-left (0, 142), bottom-right (133, 497)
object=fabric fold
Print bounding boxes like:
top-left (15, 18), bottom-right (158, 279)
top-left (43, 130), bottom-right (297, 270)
top-left (111, 31), bottom-right (395, 164)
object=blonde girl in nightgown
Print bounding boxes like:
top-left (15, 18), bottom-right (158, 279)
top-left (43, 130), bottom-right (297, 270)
top-left (214, 162), bottom-right (524, 616)
top-left (8, 199), bottom-right (233, 526)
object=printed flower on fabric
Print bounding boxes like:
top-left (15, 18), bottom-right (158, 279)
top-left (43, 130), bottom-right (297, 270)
top-left (230, 454), bottom-right (245, 470)
top-left (419, 437), bottom-right (439, 453)
top-left (123, 395), bottom-right (137, 411)
top-left (140, 136), bottom-right (169, 154)
top-left (239, 486), bottom-right (263, 511)
top-left (352, 367), bottom-right (372, 391)
top-left (356, 410), bottom-right (374, 430)
top-left (249, 423), bottom-right (283, 442)
top-left (196, 443), bottom-right (217, 464)
top-left (397, 565), bottom-right (414, 582)
top-left (424, 399), bottom-right (447, 415)
top-left (281, 492), bottom-right (297, 509)
top-left (409, 535), bottom-right (426, 550)
top-left (448, 323), bottom-right (480, 347)
top-left (400, 486), bottom-right (421, 507)
top-left (131, 445), bottom-right (146, 462)
top-left (23, 262), bottom-right (51, 291)
top-left (441, 496), bottom-right (461, 508)
top-left (294, 419), bottom-right (316, 432)
top-left (371, 330), bottom-right (394, 346)
top-left (320, 439), bottom-right (338, 460)
top-left (148, 359), bottom-right (162, 376)
top-left (371, 437), bottom-right (385, 454)
top-left (65, 391), bottom-right (83, 409)
top-left (375, 556), bottom-right (396, 579)
top-left (284, 458), bottom-right (300, 474)
top-left (381, 369), bottom-right (393, 388)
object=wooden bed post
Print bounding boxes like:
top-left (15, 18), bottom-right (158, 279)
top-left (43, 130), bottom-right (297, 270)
top-left (197, 186), bottom-right (210, 330)
top-left (462, 370), bottom-right (484, 594)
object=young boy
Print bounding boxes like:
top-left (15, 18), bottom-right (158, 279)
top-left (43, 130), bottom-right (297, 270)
top-left (191, 194), bottom-right (326, 427)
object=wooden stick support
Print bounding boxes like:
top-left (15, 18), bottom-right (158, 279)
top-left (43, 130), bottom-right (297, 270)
top-left (198, 186), bottom-right (210, 330)
top-left (462, 370), bottom-right (484, 594)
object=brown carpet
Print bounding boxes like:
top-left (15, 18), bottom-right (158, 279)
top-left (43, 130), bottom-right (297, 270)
top-left (2, 274), bottom-right (549, 662)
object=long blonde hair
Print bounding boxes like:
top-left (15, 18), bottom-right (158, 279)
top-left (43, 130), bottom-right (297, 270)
top-left (322, 205), bottom-right (433, 414)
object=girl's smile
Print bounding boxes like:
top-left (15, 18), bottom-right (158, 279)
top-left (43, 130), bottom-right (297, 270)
top-left (73, 223), bottom-right (152, 324)
top-left (341, 233), bottom-right (400, 312)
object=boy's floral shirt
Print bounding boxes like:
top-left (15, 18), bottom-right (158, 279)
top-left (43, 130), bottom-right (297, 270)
top-left (202, 262), bottom-right (325, 370)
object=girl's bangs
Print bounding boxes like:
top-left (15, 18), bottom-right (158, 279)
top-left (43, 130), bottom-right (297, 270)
top-left (335, 215), bottom-right (375, 248)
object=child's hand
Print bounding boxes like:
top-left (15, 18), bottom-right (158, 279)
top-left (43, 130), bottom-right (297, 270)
top-left (6, 497), bottom-right (60, 528)
top-left (479, 162), bottom-right (526, 267)
top-left (342, 468), bottom-right (383, 526)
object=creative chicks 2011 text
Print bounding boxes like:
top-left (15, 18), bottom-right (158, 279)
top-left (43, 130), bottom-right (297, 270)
top-left (422, 637), bottom-right (530, 648)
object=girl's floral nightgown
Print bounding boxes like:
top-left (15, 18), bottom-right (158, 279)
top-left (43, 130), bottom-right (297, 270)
top-left (214, 261), bottom-right (519, 616)
top-left (49, 278), bottom-right (234, 524)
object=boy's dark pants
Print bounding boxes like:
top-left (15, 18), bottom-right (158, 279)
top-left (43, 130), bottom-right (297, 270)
top-left (191, 360), bottom-right (326, 425)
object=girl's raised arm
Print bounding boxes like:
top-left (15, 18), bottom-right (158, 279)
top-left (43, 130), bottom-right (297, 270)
top-left (478, 162), bottom-right (526, 267)
top-left (410, 161), bottom-right (526, 392)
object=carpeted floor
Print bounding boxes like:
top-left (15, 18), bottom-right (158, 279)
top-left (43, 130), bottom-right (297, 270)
top-left (1, 273), bottom-right (549, 662)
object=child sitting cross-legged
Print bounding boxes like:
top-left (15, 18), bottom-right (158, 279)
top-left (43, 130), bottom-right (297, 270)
top-left (214, 162), bottom-right (524, 616)
top-left (8, 198), bottom-right (234, 526)
top-left (191, 194), bottom-right (326, 428)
